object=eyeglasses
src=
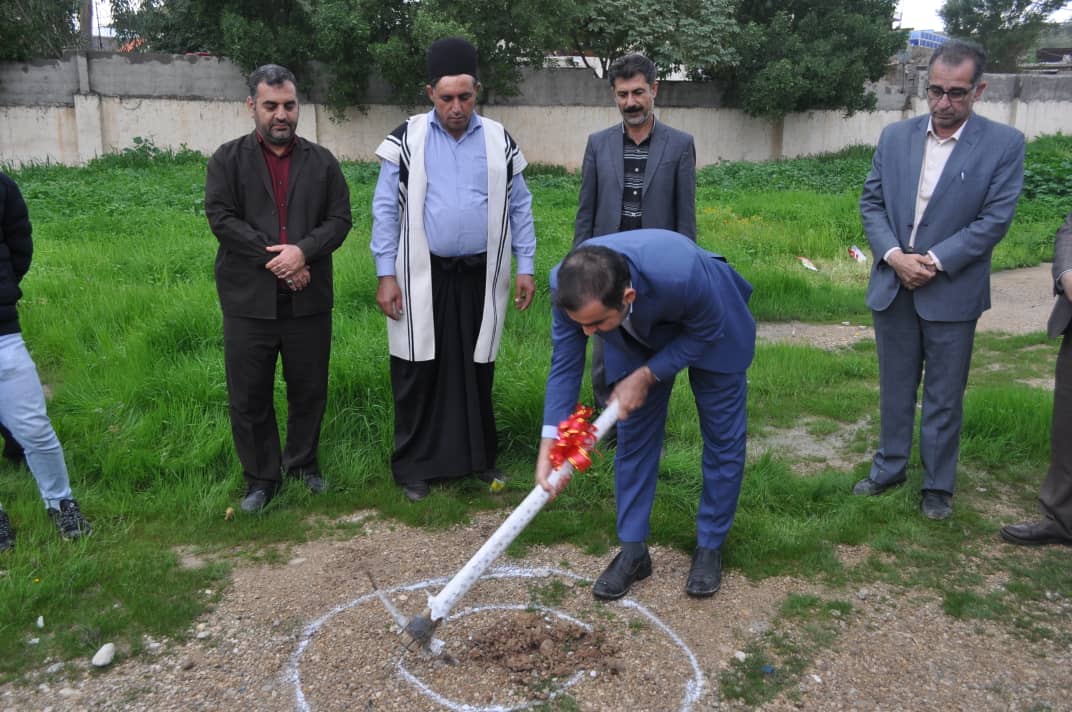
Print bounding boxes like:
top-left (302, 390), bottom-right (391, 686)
top-left (926, 85), bottom-right (973, 101)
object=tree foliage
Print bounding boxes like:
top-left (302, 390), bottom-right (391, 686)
top-left (109, 0), bottom-right (574, 112)
top-left (939, 0), bottom-right (1069, 72)
top-left (720, 0), bottom-right (905, 119)
top-left (0, 0), bottom-right (81, 61)
top-left (104, 0), bottom-right (904, 120)
top-left (567, 0), bottom-right (739, 79)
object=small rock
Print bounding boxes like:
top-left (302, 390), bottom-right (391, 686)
top-left (28, 638), bottom-right (40, 645)
top-left (856, 588), bottom-right (870, 601)
top-left (180, 657), bottom-right (197, 671)
top-left (538, 639), bottom-right (554, 657)
top-left (57, 688), bottom-right (79, 699)
top-left (91, 643), bottom-right (115, 667)
top-left (288, 557), bottom-right (306, 566)
top-left (35, 616), bottom-right (44, 629)
top-left (748, 620), bottom-right (771, 635)
top-left (45, 663), bottom-right (64, 675)
top-left (196, 631), bottom-right (211, 640)
top-left (811, 674), bottom-right (823, 684)
top-left (734, 650), bottom-right (748, 662)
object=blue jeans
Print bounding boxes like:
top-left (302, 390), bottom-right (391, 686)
top-left (0, 333), bottom-right (73, 509)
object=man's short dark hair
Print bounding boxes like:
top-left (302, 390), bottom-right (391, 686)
top-left (930, 39), bottom-right (987, 85)
top-left (247, 64), bottom-right (297, 98)
top-left (555, 246), bottom-right (632, 312)
top-left (607, 53), bottom-right (656, 87)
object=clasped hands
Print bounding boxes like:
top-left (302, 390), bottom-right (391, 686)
top-left (266, 244), bottom-right (309, 291)
top-left (888, 250), bottom-right (936, 290)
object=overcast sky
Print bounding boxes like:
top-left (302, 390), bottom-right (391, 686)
top-left (897, 0), bottom-right (1072, 31)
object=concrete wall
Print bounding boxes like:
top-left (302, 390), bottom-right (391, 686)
top-left (2, 51), bottom-right (1071, 168)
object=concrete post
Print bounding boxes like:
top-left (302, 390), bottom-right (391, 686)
top-left (74, 93), bottom-right (104, 164)
top-left (73, 51), bottom-right (104, 165)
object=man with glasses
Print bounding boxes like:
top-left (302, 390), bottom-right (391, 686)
top-left (853, 39), bottom-right (1025, 520)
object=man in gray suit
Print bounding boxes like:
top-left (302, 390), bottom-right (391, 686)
top-left (1001, 213), bottom-right (1072, 546)
top-left (853, 39), bottom-right (1025, 520)
top-left (574, 53), bottom-right (697, 411)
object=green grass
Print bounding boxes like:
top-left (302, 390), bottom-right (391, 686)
top-left (1, 135), bottom-right (1071, 682)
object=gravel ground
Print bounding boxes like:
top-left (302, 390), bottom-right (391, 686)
top-left (1, 264), bottom-right (1065, 712)
top-left (3, 513), bottom-right (1069, 712)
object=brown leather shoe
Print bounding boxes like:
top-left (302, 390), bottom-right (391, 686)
top-left (1000, 519), bottom-right (1072, 547)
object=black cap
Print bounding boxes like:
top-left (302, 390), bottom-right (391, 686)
top-left (427, 37), bottom-right (478, 83)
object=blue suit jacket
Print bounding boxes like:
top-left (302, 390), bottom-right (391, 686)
top-left (543, 230), bottom-right (755, 429)
top-left (860, 113), bottom-right (1025, 321)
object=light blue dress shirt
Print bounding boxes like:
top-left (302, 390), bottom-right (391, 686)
top-left (370, 110), bottom-right (536, 277)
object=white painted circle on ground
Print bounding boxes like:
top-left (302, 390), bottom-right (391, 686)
top-left (285, 565), bottom-right (704, 711)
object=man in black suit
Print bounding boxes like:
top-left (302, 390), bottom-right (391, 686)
top-left (573, 53), bottom-right (697, 415)
top-left (205, 64), bottom-right (352, 512)
top-left (1001, 212), bottom-right (1072, 546)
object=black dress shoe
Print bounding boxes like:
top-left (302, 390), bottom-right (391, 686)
top-left (920, 490), bottom-right (953, 520)
top-left (852, 476), bottom-right (907, 496)
top-left (402, 481), bottom-right (430, 502)
top-left (685, 547), bottom-right (722, 598)
top-left (592, 548), bottom-right (652, 600)
top-left (289, 470), bottom-right (328, 494)
top-left (1000, 519), bottom-right (1072, 546)
top-left (240, 488), bottom-right (273, 513)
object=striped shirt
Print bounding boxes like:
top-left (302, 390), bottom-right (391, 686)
top-left (620, 122), bottom-right (654, 231)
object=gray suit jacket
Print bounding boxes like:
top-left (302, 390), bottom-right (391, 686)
top-left (1047, 213), bottom-right (1072, 338)
top-left (574, 120), bottom-right (696, 244)
top-left (861, 113), bottom-right (1025, 322)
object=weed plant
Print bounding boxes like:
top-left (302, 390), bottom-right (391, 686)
top-left (0, 135), bottom-right (1069, 680)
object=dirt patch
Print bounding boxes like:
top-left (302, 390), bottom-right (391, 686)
top-left (3, 512), bottom-right (1069, 712)
top-left (757, 263), bottom-right (1055, 349)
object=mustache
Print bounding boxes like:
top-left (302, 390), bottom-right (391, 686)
top-left (623, 106), bottom-right (643, 114)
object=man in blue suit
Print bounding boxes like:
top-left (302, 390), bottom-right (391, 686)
top-left (854, 39), bottom-right (1025, 520)
top-left (536, 230), bottom-right (755, 600)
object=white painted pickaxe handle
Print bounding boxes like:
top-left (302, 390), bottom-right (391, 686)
top-left (425, 401), bottom-right (620, 623)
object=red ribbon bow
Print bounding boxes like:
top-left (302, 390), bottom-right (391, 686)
top-left (548, 405), bottom-right (598, 472)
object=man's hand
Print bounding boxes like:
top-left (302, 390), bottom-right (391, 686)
top-left (266, 244), bottom-right (306, 279)
top-left (288, 267), bottom-right (311, 291)
top-left (887, 250), bottom-right (936, 290)
top-left (514, 274), bottom-right (535, 311)
top-left (610, 366), bottom-right (657, 419)
top-left (535, 438), bottom-right (571, 498)
top-left (376, 276), bottom-right (404, 320)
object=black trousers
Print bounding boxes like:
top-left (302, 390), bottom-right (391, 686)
top-left (222, 295), bottom-right (331, 491)
top-left (0, 422), bottom-right (23, 459)
top-left (390, 254), bottom-right (497, 484)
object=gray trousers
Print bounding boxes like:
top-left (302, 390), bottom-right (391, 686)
top-left (870, 288), bottom-right (977, 494)
top-left (1040, 334), bottom-right (1072, 535)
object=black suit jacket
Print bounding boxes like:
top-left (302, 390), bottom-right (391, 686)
top-left (205, 132), bottom-right (352, 319)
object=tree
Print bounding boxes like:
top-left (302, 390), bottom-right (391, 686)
top-left (567, 0), bottom-right (740, 79)
top-left (939, 0), bottom-right (1070, 72)
top-left (0, 0), bottom-right (81, 61)
top-left (720, 0), bottom-right (906, 119)
top-left (109, 0), bottom-right (576, 113)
